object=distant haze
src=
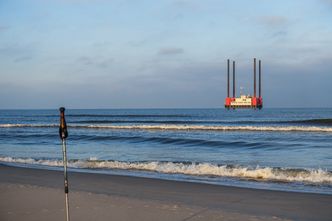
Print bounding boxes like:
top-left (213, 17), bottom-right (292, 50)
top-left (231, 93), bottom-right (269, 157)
top-left (1, 0), bottom-right (332, 109)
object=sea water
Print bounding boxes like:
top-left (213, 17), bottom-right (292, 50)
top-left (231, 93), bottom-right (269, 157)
top-left (0, 108), bottom-right (331, 194)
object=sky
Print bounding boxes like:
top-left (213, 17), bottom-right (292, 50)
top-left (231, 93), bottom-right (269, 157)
top-left (0, 0), bottom-right (332, 109)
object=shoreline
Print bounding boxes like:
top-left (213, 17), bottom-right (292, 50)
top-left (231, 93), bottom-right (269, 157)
top-left (1, 159), bottom-right (331, 196)
top-left (1, 164), bottom-right (332, 221)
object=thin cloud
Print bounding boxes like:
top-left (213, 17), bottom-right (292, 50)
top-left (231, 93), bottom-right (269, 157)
top-left (0, 25), bottom-right (10, 32)
top-left (77, 56), bottom-right (94, 65)
top-left (158, 47), bottom-right (184, 55)
top-left (271, 30), bottom-right (288, 39)
top-left (0, 43), bottom-right (36, 59)
top-left (321, 0), bottom-right (332, 5)
top-left (14, 56), bottom-right (33, 63)
top-left (257, 16), bottom-right (289, 40)
top-left (258, 16), bottom-right (288, 28)
top-left (77, 56), bottom-right (114, 68)
top-left (128, 39), bottom-right (147, 47)
top-left (172, 0), bottom-right (200, 10)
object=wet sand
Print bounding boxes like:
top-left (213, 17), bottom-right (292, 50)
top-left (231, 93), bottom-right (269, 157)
top-left (1, 164), bottom-right (331, 221)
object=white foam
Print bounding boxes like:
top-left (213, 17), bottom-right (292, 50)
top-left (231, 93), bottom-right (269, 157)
top-left (0, 124), bottom-right (56, 128)
top-left (1, 123), bottom-right (332, 133)
top-left (0, 156), bottom-right (63, 167)
top-left (1, 156), bottom-right (331, 184)
top-left (89, 156), bottom-right (98, 161)
top-left (85, 124), bottom-right (332, 133)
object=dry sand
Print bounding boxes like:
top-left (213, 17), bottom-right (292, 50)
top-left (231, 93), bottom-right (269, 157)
top-left (1, 164), bottom-right (331, 221)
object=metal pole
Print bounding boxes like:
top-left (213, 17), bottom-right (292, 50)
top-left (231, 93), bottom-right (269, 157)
top-left (233, 61), bottom-right (235, 98)
top-left (259, 60), bottom-right (262, 98)
top-left (59, 107), bottom-right (70, 221)
top-left (227, 59), bottom-right (230, 97)
top-left (254, 58), bottom-right (256, 97)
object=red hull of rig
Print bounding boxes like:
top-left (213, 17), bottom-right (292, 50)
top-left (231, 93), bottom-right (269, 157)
top-left (224, 58), bottom-right (263, 109)
top-left (224, 97), bottom-right (263, 109)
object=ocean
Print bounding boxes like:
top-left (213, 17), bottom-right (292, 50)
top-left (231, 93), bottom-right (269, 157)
top-left (0, 108), bottom-right (332, 194)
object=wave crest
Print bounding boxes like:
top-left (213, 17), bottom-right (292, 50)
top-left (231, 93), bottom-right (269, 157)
top-left (1, 123), bottom-right (332, 133)
top-left (1, 156), bottom-right (331, 184)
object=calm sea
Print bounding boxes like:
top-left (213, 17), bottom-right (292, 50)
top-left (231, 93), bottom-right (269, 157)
top-left (1, 108), bottom-right (332, 194)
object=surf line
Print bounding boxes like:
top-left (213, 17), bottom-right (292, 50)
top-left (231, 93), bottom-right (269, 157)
top-left (76, 124), bottom-right (332, 133)
top-left (1, 123), bottom-right (332, 133)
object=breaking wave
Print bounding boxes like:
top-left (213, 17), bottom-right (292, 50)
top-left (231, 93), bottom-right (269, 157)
top-left (72, 120), bottom-right (208, 124)
top-left (1, 156), bottom-right (331, 185)
top-left (0, 124), bottom-right (57, 128)
top-left (1, 123), bottom-right (332, 133)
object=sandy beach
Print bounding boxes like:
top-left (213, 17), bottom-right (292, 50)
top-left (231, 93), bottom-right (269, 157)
top-left (0, 164), bottom-right (331, 221)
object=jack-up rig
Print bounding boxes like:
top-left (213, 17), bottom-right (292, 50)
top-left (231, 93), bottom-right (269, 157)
top-left (225, 58), bottom-right (263, 109)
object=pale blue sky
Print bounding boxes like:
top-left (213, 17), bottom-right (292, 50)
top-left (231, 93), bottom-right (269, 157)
top-left (1, 0), bottom-right (332, 108)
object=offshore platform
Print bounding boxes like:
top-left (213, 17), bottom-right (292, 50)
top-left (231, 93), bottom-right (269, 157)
top-left (225, 58), bottom-right (263, 109)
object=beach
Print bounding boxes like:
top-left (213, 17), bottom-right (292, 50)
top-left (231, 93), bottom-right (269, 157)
top-left (1, 164), bottom-right (331, 221)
